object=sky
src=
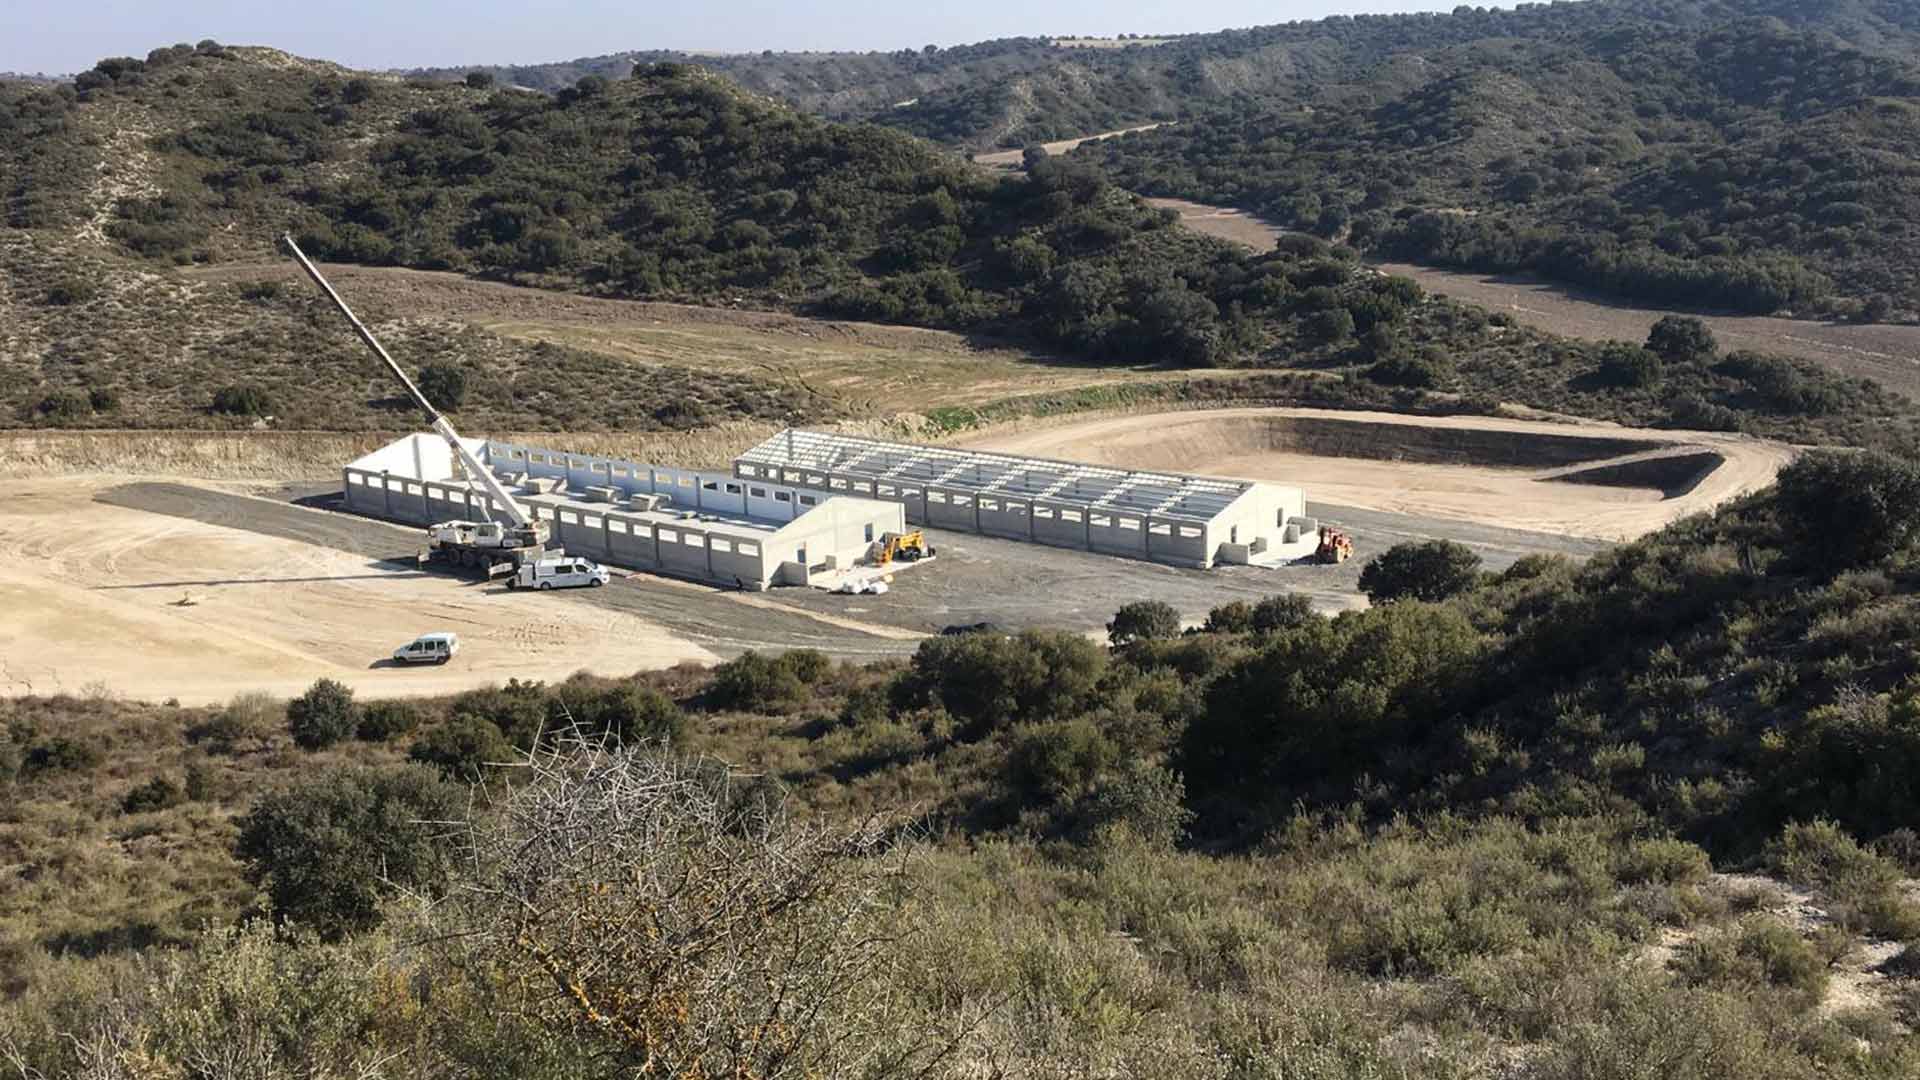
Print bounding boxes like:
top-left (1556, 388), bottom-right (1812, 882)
top-left (0, 1), bottom-right (1498, 76)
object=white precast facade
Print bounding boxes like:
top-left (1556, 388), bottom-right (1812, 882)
top-left (342, 434), bottom-right (905, 589)
top-left (733, 429), bottom-right (1312, 568)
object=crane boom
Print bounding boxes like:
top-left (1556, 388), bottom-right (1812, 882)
top-left (280, 234), bottom-right (537, 533)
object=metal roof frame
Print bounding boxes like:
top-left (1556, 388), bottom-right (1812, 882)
top-left (738, 429), bottom-right (1261, 524)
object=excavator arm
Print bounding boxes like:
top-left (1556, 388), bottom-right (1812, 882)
top-left (281, 234), bottom-right (538, 534)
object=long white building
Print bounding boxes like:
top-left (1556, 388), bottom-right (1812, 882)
top-left (733, 429), bottom-right (1313, 569)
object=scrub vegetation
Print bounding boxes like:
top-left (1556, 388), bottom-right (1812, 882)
top-left (6, 467), bottom-right (1920, 1073)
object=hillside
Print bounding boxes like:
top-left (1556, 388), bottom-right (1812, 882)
top-left (1085, 14), bottom-right (1920, 318)
top-left (6, 456), bottom-right (1920, 1073)
top-left (5, 41), bottom-right (1919, 451)
top-left (405, 3), bottom-right (1920, 316)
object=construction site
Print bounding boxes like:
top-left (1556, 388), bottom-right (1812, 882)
top-left (0, 239), bottom-right (1797, 704)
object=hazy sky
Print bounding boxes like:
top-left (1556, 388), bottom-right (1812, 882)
top-left (1, 1), bottom-right (1497, 75)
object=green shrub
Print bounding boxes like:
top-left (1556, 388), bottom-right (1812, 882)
top-left (234, 764), bottom-right (464, 939)
top-left (1009, 719), bottom-right (1114, 802)
top-left (121, 775), bottom-right (185, 814)
top-left (1366, 350), bottom-right (1447, 388)
top-left (1647, 315), bottom-right (1716, 363)
top-left (43, 277), bottom-right (98, 306)
top-left (448, 679), bottom-right (548, 747)
top-left (1251, 593), bottom-right (1318, 633)
top-left (287, 678), bottom-right (358, 750)
top-left (410, 716), bottom-right (515, 781)
top-left (1202, 600), bottom-right (1255, 634)
top-left (33, 391), bottom-right (91, 421)
top-left (1594, 342), bottom-right (1662, 388)
top-left (1676, 918), bottom-right (1827, 997)
top-left (1357, 540), bottom-right (1483, 604)
top-left (707, 651), bottom-right (810, 713)
top-left (552, 681), bottom-right (685, 744)
top-left (86, 387), bottom-right (119, 413)
top-left (776, 649), bottom-right (832, 685)
top-left (416, 362), bottom-right (467, 409)
top-left (23, 737), bottom-right (102, 777)
top-left (210, 384), bottom-right (272, 417)
top-left (1766, 819), bottom-right (1920, 939)
top-left (193, 690), bottom-right (282, 753)
top-left (1773, 450), bottom-right (1920, 570)
top-left (1618, 837), bottom-right (1710, 886)
top-left (897, 629), bottom-right (1106, 740)
top-left (355, 700), bottom-right (423, 742)
top-left (1107, 600), bottom-right (1181, 646)
top-left (1077, 763), bottom-right (1192, 846)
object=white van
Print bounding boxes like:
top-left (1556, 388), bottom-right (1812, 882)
top-left (510, 557), bottom-right (611, 591)
top-left (392, 632), bottom-right (459, 665)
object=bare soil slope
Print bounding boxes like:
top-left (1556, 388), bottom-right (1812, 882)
top-left (965, 407), bottom-right (1794, 540)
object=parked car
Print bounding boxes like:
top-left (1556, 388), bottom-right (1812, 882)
top-left (392, 632), bottom-right (459, 665)
top-left (510, 557), bottom-right (611, 590)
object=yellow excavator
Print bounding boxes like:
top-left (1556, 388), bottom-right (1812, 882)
top-left (874, 530), bottom-right (932, 566)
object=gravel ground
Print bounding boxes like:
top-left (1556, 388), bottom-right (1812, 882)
top-left (140, 482), bottom-right (1612, 644)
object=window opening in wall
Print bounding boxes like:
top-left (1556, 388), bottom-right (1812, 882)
top-left (726, 483), bottom-right (742, 494)
top-left (799, 495), bottom-right (817, 507)
top-left (864, 523), bottom-right (874, 543)
top-left (750, 487), bottom-right (768, 498)
top-left (775, 491), bottom-right (792, 503)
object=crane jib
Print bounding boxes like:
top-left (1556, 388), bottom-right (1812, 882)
top-left (280, 234), bottom-right (442, 425)
top-left (280, 233), bottom-right (543, 540)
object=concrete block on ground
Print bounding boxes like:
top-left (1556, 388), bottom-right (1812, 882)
top-left (524, 476), bottom-right (563, 495)
top-left (585, 485), bottom-right (621, 504)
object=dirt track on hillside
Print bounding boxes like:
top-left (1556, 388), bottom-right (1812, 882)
top-left (973, 124), bottom-right (1169, 168)
top-left (964, 406), bottom-right (1793, 541)
top-left (1147, 197), bottom-right (1920, 399)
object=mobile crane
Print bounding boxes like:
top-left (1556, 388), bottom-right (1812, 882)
top-left (282, 234), bottom-right (550, 576)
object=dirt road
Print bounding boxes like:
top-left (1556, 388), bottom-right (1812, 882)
top-left (1147, 196), bottom-right (1920, 399)
top-left (973, 124), bottom-right (1169, 168)
top-left (962, 406), bottom-right (1793, 541)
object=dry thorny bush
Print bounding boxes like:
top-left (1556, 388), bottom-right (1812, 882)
top-left (426, 737), bottom-right (970, 1079)
top-left (1, 739), bottom-right (981, 1080)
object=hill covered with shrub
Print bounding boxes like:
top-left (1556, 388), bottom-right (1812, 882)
top-left (7, 41), bottom-right (1920, 449)
top-left (410, 3), bottom-right (1920, 316)
top-left (1084, 12), bottom-right (1920, 318)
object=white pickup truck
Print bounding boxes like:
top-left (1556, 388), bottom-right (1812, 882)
top-left (509, 557), bottom-right (611, 591)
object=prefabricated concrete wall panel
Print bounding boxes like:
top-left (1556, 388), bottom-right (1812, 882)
top-left (606, 520), bottom-right (660, 568)
top-left (654, 525), bottom-right (712, 577)
top-left (976, 497), bottom-right (1034, 540)
top-left (1146, 521), bottom-right (1212, 568)
top-left (743, 483), bottom-right (801, 522)
top-left (1087, 512), bottom-right (1150, 558)
top-left (696, 477), bottom-right (750, 516)
top-left (707, 542), bottom-right (766, 590)
top-left (923, 490), bottom-right (977, 531)
top-left (1030, 504), bottom-right (1090, 550)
